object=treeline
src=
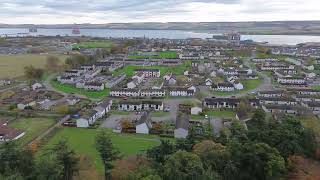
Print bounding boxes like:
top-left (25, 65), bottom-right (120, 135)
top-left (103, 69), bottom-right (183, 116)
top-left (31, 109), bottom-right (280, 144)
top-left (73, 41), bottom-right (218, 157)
top-left (113, 109), bottom-right (319, 180)
top-left (1, 109), bottom-right (318, 180)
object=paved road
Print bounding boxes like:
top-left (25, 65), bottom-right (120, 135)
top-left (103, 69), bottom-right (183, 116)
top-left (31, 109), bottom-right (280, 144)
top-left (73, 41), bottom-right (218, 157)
top-left (43, 74), bottom-right (89, 100)
top-left (0, 83), bottom-right (27, 93)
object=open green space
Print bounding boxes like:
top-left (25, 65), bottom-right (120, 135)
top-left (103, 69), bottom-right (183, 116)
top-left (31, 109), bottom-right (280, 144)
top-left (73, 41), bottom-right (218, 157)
top-left (212, 79), bottom-right (263, 97)
top-left (151, 111), bottom-right (170, 117)
top-left (128, 51), bottom-right (178, 60)
top-left (0, 54), bottom-right (68, 79)
top-left (191, 110), bottom-right (236, 120)
top-left (72, 41), bottom-right (113, 49)
top-left (41, 128), bottom-right (161, 173)
top-left (9, 118), bottom-right (56, 146)
top-left (113, 61), bottom-right (191, 77)
top-left (51, 80), bottom-right (109, 99)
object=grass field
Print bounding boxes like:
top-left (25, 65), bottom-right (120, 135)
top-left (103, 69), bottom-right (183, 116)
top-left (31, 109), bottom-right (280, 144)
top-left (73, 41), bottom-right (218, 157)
top-left (0, 54), bottom-right (68, 79)
top-left (41, 128), bottom-right (160, 173)
top-left (51, 80), bottom-right (109, 99)
top-left (212, 79), bottom-right (263, 97)
top-left (128, 51), bottom-right (178, 60)
top-left (9, 118), bottom-right (56, 146)
top-left (191, 110), bottom-right (236, 120)
top-left (72, 41), bottom-right (113, 49)
top-left (113, 61), bottom-right (191, 77)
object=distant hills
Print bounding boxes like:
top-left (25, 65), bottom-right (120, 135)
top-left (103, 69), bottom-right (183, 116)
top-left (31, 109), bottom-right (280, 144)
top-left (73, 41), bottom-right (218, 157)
top-left (1, 21), bottom-right (320, 35)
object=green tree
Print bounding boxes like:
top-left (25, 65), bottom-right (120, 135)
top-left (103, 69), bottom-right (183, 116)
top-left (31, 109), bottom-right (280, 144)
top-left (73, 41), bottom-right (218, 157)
top-left (51, 140), bottom-right (79, 180)
top-left (147, 140), bottom-right (175, 164)
top-left (164, 151), bottom-right (205, 180)
top-left (36, 154), bottom-right (63, 180)
top-left (229, 142), bottom-right (285, 180)
top-left (95, 130), bottom-right (120, 180)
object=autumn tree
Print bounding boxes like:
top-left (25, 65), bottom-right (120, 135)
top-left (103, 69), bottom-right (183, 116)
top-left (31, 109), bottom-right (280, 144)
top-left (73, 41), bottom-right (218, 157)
top-left (24, 65), bottom-right (44, 80)
top-left (46, 55), bottom-right (60, 72)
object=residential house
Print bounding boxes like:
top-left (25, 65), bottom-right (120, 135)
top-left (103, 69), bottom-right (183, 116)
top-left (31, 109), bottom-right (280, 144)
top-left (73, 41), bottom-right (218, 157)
top-left (135, 112), bottom-right (152, 134)
top-left (110, 89), bottom-right (140, 97)
top-left (203, 98), bottom-right (240, 109)
top-left (17, 99), bottom-right (36, 110)
top-left (174, 104), bottom-right (191, 139)
top-left (212, 82), bottom-right (235, 92)
top-left (84, 82), bottom-right (104, 91)
top-left (262, 104), bottom-right (298, 114)
top-left (168, 87), bottom-right (195, 97)
top-left (134, 69), bottom-right (160, 78)
top-left (118, 100), bottom-right (164, 111)
top-left (0, 125), bottom-right (25, 142)
top-left (77, 100), bottom-right (112, 128)
top-left (105, 73), bottom-right (126, 88)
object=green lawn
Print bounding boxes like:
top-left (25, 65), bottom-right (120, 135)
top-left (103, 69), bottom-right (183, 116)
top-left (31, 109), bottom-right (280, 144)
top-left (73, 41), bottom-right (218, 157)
top-left (128, 51), bottom-right (178, 60)
top-left (51, 80), bottom-right (109, 99)
top-left (0, 54), bottom-right (68, 79)
top-left (72, 41), bottom-right (113, 49)
top-left (212, 79), bottom-right (263, 97)
top-left (41, 128), bottom-right (160, 173)
top-left (151, 111), bottom-right (170, 117)
top-left (191, 110), bottom-right (236, 120)
top-left (113, 61), bottom-right (191, 77)
top-left (9, 118), bottom-right (56, 146)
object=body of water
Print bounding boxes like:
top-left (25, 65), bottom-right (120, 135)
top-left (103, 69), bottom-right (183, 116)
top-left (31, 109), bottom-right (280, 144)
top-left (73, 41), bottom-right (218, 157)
top-left (1, 28), bottom-right (320, 45)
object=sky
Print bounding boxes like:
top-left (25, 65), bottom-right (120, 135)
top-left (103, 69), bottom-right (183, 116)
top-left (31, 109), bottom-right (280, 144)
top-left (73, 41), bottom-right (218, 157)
top-left (0, 0), bottom-right (319, 24)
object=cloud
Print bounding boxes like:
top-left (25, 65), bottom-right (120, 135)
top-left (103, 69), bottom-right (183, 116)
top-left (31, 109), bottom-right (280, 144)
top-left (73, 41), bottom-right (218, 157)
top-left (0, 0), bottom-right (319, 24)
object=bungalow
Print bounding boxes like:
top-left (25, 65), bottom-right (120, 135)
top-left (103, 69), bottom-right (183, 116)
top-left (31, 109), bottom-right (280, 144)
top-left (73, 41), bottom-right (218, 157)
top-left (203, 98), bottom-right (240, 109)
top-left (77, 100), bottom-right (112, 128)
top-left (127, 80), bottom-right (138, 89)
top-left (64, 69), bottom-right (81, 77)
top-left (212, 82), bottom-right (235, 92)
top-left (168, 87), bottom-right (195, 97)
top-left (84, 82), bottom-right (104, 91)
top-left (17, 99), bottom-right (36, 110)
top-left (251, 58), bottom-right (280, 63)
top-left (259, 97), bottom-right (297, 105)
top-left (191, 107), bottom-right (202, 115)
top-left (117, 100), bottom-right (164, 111)
top-left (0, 125), bottom-right (25, 142)
top-left (262, 104), bottom-right (298, 114)
top-left (135, 112), bottom-right (152, 134)
top-left (301, 102), bottom-right (320, 115)
top-left (205, 79), bottom-right (213, 86)
top-left (258, 90), bottom-right (286, 98)
top-left (277, 77), bottom-right (307, 86)
top-left (105, 73), bottom-right (126, 88)
top-left (134, 69), bottom-right (160, 78)
top-left (110, 89), bottom-right (140, 97)
top-left (140, 89), bottom-right (166, 97)
top-left (32, 83), bottom-right (43, 91)
top-left (0, 79), bottom-right (11, 86)
top-left (81, 64), bottom-right (95, 72)
top-left (174, 105), bottom-right (191, 139)
top-left (57, 76), bottom-right (76, 84)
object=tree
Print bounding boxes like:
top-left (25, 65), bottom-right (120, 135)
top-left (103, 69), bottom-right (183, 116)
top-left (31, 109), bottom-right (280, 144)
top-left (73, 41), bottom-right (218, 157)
top-left (51, 140), bottom-right (79, 180)
top-left (56, 105), bottom-right (69, 114)
top-left (229, 142), bottom-right (285, 180)
top-left (111, 155), bottom-right (149, 179)
top-left (0, 142), bottom-right (35, 179)
top-left (164, 151), bottom-right (205, 180)
top-left (46, 56), bottom-right (60, 72)
top-left (36, 154), bottom-right (63, 180)
top-left (95, 130), bottom-right (120, 180)
top-left (147, 140), bottom-right (175, 164)
top-left (24, 65), bottom-right (44, 80)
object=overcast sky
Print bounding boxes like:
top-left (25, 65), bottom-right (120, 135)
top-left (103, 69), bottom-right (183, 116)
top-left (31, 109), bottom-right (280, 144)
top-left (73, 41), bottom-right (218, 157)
top-left (0, 0), bottom-right (319, 24)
